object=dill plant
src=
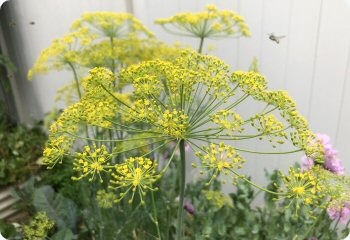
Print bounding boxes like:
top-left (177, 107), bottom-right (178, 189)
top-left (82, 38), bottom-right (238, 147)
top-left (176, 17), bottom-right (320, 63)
top-left (28, 5), bottom-right (350, 240)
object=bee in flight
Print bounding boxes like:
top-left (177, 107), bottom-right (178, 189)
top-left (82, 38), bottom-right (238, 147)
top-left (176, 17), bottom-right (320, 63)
top-left (268, 33), bottom-right (286, 44)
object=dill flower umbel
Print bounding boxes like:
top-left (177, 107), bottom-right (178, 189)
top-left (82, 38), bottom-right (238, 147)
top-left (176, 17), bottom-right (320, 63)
top-left (23, 212), bottom-right (55, 240)
top-left (44, 50), bottom-right (324, 200)
top-left (156, 4), bottom-right (251, 39)
top-left (29, 12), bottom-right (182, 106)
top-left (156, 5), bottom-right (250, 53)
top-left (110, 157), bottom-right (160, 204)
top-left (72, 144), bottom-right (111, 182)
top-left (194, 143), bottom-right (245, 184)
top-left (281, 167), bottom-right (325, 210)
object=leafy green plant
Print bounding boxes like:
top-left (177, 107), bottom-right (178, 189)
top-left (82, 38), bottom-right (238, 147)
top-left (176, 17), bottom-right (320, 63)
top-left (0, 103), bottom-right (47, 187)
top-left (182, 170), bottom-right (347, 240)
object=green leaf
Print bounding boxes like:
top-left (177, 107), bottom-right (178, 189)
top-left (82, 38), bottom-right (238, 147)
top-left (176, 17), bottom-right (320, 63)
top-left (33, 185), bottom-right (77, 231)
top-left (234, 226), bottom-right (246, 235)
top-left (217, 223), bottom-right (226, 236)
top-left (0, 219), bottom-right (18, 238)
top-left (51, 228), bottom-right (75, 240)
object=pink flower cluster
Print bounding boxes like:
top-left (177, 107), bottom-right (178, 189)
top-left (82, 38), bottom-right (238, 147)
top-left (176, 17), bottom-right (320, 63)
top-left (302, 133), bottom-right (345, 175)
top-left (327, 203), bottom-right (350, 224)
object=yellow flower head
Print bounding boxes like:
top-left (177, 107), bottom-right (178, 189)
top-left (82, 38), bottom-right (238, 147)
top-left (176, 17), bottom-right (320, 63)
top-left (210, 109), bottom-right (245, 134)
top-left (72, 144), bottom-right (111, 182)
top-left (280, 167), bottom-right (326, 210)
top-left (156, 5), bottom-right (251, 39)
top-left (203, 190), bottom-right (233, 209)
top-left (110, 157), bottom-right (160, 204)
top-left (194, 142), bottom-right (245, 184)
top-left (252, 114), bottom-right (287, 147)
top-left (71, 12), bottom-right (154, 39)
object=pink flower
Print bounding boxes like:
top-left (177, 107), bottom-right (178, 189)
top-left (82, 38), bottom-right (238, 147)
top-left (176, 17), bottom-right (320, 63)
top-left (327, 203), bottom-right (350, 224)
top-left (184, 198), bottom-right (195, 215)
top-left (302, 155), bottom-right (315, 171)
top-left (301, 133), bottom-right (345, 175)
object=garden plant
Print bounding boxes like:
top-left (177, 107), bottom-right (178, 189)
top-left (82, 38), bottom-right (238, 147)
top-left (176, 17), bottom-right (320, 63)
top-left (7, 5), bottom-right (349, 240)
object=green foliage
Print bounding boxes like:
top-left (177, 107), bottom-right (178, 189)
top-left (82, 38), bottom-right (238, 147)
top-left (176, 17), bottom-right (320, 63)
top-left (32, 185), bottom-right (77, 231)
top-left (0, 54), bottom-right (17, 93)
top-left (0, 219), bottom-right (18, 239)
top-left (182, 171), bottom-right (346, 240)
top-left (51, 228), bottom-right (74, 240)
top-left (0, 104), bottom-right (47, 187)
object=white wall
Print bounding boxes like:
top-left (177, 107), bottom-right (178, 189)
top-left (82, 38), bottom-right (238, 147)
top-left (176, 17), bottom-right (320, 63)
top-left (1, 0), bottom-right (350, 185)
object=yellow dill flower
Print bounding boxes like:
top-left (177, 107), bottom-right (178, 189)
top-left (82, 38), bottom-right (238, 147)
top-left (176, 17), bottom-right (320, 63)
top-left (72, 144), bottom-right (111, 182)
top-left (82, 67), bottom-right (115, 96)
top-left (133, 74), bottom-right (162, 97)
top-left (252, 114), bottom-right (287, 146)
top-left (194, 142), bottom-right (245, 184)
top-left (43, 134), bottom-right (77, 168)
top-left (124, 99), bottom-right (159, 123)
top-left (43, 47), bottom-right (328, 215)
top-left (157, 109), bottom-right (189, 139)
top-left (210, 109), bottom-right (244, 133)
top-left (110, 157), bottom-right (160, 204)
top-left (96, 190), bottom-right (117, 209)
top-left (156, 4), bottom-right (251, 39)
top-left (71, 12), bottom-right (154, 38)
top-left (175, 50), bottom-right (232, 98)
top-left (28, 30), bottom-right (87, 80)
top-left (203, 190), bottom-right (233, 208)
top-left (23, 212), bottom-right (55, 240)
top-left (280, 167), bottom-right (325, 209)
top-left (231, 71), bottom-right (268, 97)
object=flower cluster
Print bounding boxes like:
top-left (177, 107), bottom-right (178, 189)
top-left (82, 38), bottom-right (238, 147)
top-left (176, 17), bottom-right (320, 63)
top-left (210, 110), bottom-right (245, 134)
top-left (203, 190), bottom-right (233, 208)
top-left (110, 157), bottom-right (160, 204)
top-left (156, 5), bottom-right (251, 39)
top-left (302, 133), bottom-right (345, 174)
top-left (42, 48), bottom-right (326, 206)
top-left (252, 114), bottom-right (287, 146)
top-left (327, 201), bottom-right (350, 224)
top-left (281, 167), bottom-right (325, 210)
top-left (194, 143), bottom-right (245, 184)
top-left (27, 29), bottom-right (90, 80)
top-left (29, 12), bottom-right (183, 105)
top-left (71, 12), bottom-right (154, 38)
top-left (23, 212), bottom-right (55, 240)
top-left (96, 189), bottom-right (117, 209)
top-left (232, 71), bottom-right (325, 162)
top-left (72, 144), bottom-right (111, 182)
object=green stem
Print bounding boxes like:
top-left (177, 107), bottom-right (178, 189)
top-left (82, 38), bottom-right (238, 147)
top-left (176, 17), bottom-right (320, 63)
top-left (110, 36), bottom-right (116, 74)
top-left (198, 36), bottom-right (205, 54)
top-left (67, 61), bottom-right (91, 140)
top-left (176, 139), bottom-right (186, 240)
top-left (333, 215), bottom-right (341, 232)
top-left (229, 169), bottom-right (283, 196)
top-left (67, 62), bottom-right (82, 100)
top-left (151, 192), bottom-right (162, 240)
top-left (299, 208), bottom-right (326, 240)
